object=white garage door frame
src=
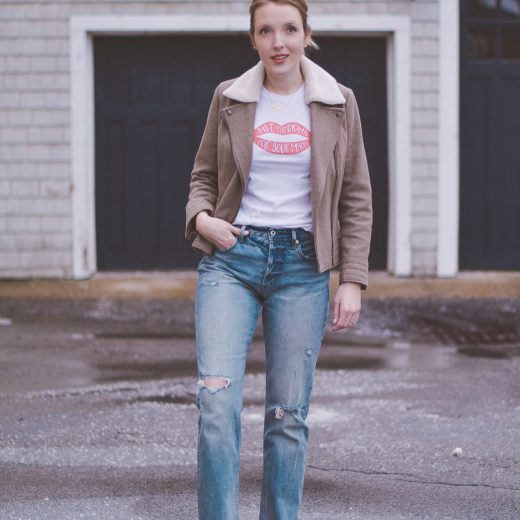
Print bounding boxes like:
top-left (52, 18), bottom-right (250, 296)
top-left (70, 14), bottom-right (412, 279)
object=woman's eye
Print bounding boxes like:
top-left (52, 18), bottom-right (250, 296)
top-left (287, 26), bottom-right (297, 33)
top-left (259, 28), bottom-right (270, 35)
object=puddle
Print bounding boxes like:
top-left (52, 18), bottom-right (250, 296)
top-left (457, 343), bottom-right (520, 359)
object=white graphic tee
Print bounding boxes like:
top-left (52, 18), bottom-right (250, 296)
top-left (233, 85), bottom-right (313, 231)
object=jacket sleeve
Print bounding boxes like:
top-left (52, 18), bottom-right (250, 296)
top-left (185, 85), bottom-right (221, 241)
top-left (338, 89), bottom-right (373, 290)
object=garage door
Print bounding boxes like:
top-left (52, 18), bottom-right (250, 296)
top-left (460, 0), bottom-right (520, 269)
top-left (94, 35), bottom-right (388, 270)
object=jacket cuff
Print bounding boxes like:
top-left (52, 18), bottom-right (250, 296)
top-left (185, 201), bottom-right (215, 240)
top-left (339, 257), bottom-right (369, 290)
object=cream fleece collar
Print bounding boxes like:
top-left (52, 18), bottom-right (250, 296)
top-left (222, 55), bottom-right (346, 105)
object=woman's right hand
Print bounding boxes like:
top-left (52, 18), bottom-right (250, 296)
top-left (195, 211), bottom-right (247, 250)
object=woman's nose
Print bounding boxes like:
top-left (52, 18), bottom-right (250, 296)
top-left (272, 32), bottom-right (284, 49)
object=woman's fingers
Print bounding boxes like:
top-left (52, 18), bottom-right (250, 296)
top-left (331, 306), bottom-right (359, 331)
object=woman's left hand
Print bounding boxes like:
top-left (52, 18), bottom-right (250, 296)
top-left (331, 282), bottom-right (362, 332)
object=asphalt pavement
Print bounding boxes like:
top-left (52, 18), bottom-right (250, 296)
top-left (0, 272), bottom-right (519, 519)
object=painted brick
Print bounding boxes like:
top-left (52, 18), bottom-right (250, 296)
top-left (0, 180), bottom-right (10, 196)
top-left (413, 215), bottom-right (438, 231)
top-left (412, 22), bottom-right (439, 39)
top-left (40, 180), bottom-right (72, 198)
top-left (410, 2), bottom-right (438, 20)
top-left (412, 197), bottom-right (438, 214)
top-left (31, 109), bottom-right (70, 126)
top-left (0, 235), bottom-right (16, 250)
top-left (10, 180), bottom-right (40, 196)
top-left (412, 144), bottom-right (438, 161)
top-left (5, 215), bottom-right (71, 233)
top-left (412, 57), bottom-right (438, 75)
top-left (19, 250), bottom-right (71, 268)
top-left (412, 231), bottom-right (437, 250)
top-left (0, 144), bottom-right (70, 161)
top-left (0, 162), bottom-right (70, 179)
top-left (412, 75), bottom-right (438, 92)
top-left (0, 91), bottom-right (21, 107)
top-left (412, 92), bottom-right (439, 109)
top-left (6, 73), bottom-right (69, 91)
top-left (5, 216), bottom-right (39, 233)
top-left (413, 178), bottom-right (437, 195)
top-left (0, 20), bottom-right (68, 38)
top-left (0, 37), bottom-right (67, 56)
top-left (14, 233), bottom-right (71, 250)
top-left (411, 251), bottom-right (437, 271)
top-left (412, 161), bottom-right (437, 181)
top-left (39, 215), bottom-right (72, 232)
top-left (0, 266), bottom-right (73, 278)
top-left (412, 39), bottom-right (439, 57)
top-left (0, 127), bottom-right (28, 143)
top-left (0, 109), bottom-right (32, 126)
top-left (0, 251), bottom-right (19, 268)
top-left (5, 55), bottom-right (31, 71)
top-left (412, 127), bottom-right (438, 144)
top-left (412, 109), bottom-right (438, 128)
top-left (0, 199), bottom-right (21, 215)
top-left (18, 198), bottom-right (71, 215)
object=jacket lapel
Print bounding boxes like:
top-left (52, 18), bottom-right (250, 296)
top-left (221, 102), bottom-right (256, 190)
top-left (310, 102), bottom-right (345, 207)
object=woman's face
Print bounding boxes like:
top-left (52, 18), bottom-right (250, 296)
top-left (251, 2), bottom-right (310, 84)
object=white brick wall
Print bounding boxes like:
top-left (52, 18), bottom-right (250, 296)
top-left (0, 0), bottom-right (441, 279)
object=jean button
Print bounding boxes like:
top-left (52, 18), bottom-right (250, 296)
top-left (269, 230), bottom-right (276, 236)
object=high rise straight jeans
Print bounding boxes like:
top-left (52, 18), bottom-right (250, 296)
top-left (195, 226), bottom-right (330, 520)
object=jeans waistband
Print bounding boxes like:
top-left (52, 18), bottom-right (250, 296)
top-left (236, 225), bottom-right (313, 244)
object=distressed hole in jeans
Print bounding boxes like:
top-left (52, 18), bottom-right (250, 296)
top-left (274, 406), bottom-right (301, 420)
top-left (197, 376), bottom-right (232, 394)
top-left (201, 280), bottom-right (219, 287)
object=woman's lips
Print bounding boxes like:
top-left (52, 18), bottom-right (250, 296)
top-left (271, 54), bottom-right (289, 63)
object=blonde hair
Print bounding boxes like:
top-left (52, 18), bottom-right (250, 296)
top-left (249, 0), bottom-right (319, 50)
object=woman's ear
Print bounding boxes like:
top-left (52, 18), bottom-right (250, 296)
top-left (249, 34), bottom-right (257, 50)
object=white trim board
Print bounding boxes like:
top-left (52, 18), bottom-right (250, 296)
top-left (437, 0), bottom-right (460, 277)
top-left (70, 14), bottom-right (412, 278)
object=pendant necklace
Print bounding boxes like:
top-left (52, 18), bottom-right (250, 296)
top-left (266, 85), bottom-right (302, 112)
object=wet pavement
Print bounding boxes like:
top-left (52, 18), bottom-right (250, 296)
top-left (0, 296), bottom-right (519, 519)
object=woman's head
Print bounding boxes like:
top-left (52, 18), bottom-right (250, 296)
top-left (249, 1), bottom-right (317, 88)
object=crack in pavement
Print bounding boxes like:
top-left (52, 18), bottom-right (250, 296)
top-left (307, 465), bottom-right (520, 492)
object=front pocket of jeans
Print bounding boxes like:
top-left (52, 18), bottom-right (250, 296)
top-left (296, 240), bottom-right (316, 261)
top-left (218, 238), bottom-right (239, 252)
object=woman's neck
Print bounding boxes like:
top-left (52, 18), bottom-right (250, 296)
top-left (264, 67), bottom-right (304, 95)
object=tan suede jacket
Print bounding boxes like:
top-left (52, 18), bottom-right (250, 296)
top-left (185, 56), bottom-right (373, 289)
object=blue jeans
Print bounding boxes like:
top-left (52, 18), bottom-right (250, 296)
top-left (195, 226), bottom-right (330, 520)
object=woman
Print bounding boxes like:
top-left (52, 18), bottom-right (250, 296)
top-left (185, 1), bottom-right (372, 518)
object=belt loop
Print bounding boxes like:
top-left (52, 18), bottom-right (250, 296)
top-left (239, 225), bottom-right (246, 242)
top-left (291, 229), bottom-right (297, 247)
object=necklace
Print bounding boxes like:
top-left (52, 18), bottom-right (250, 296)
top-left (265, 85), bottom-right (303, 112)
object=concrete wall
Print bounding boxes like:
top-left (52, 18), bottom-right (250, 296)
top-left (0, 0), bottom-right (440, 278)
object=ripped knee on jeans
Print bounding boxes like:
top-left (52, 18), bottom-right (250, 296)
top-left (197, 376), bottom-right (232, 393)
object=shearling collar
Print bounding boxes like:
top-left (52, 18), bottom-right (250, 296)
top-left (222, 55), bottom-right (346, 106)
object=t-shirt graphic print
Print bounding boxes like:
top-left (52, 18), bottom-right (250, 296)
top-left (253, 121), bottom-right (311, 155)
top-left (233, 84), bottom-right (313, 231)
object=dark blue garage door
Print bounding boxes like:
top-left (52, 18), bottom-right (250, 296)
top-left (94, 35), bottom-right (388, 270)
top-left (460, 0), bottom-right (520, 269)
